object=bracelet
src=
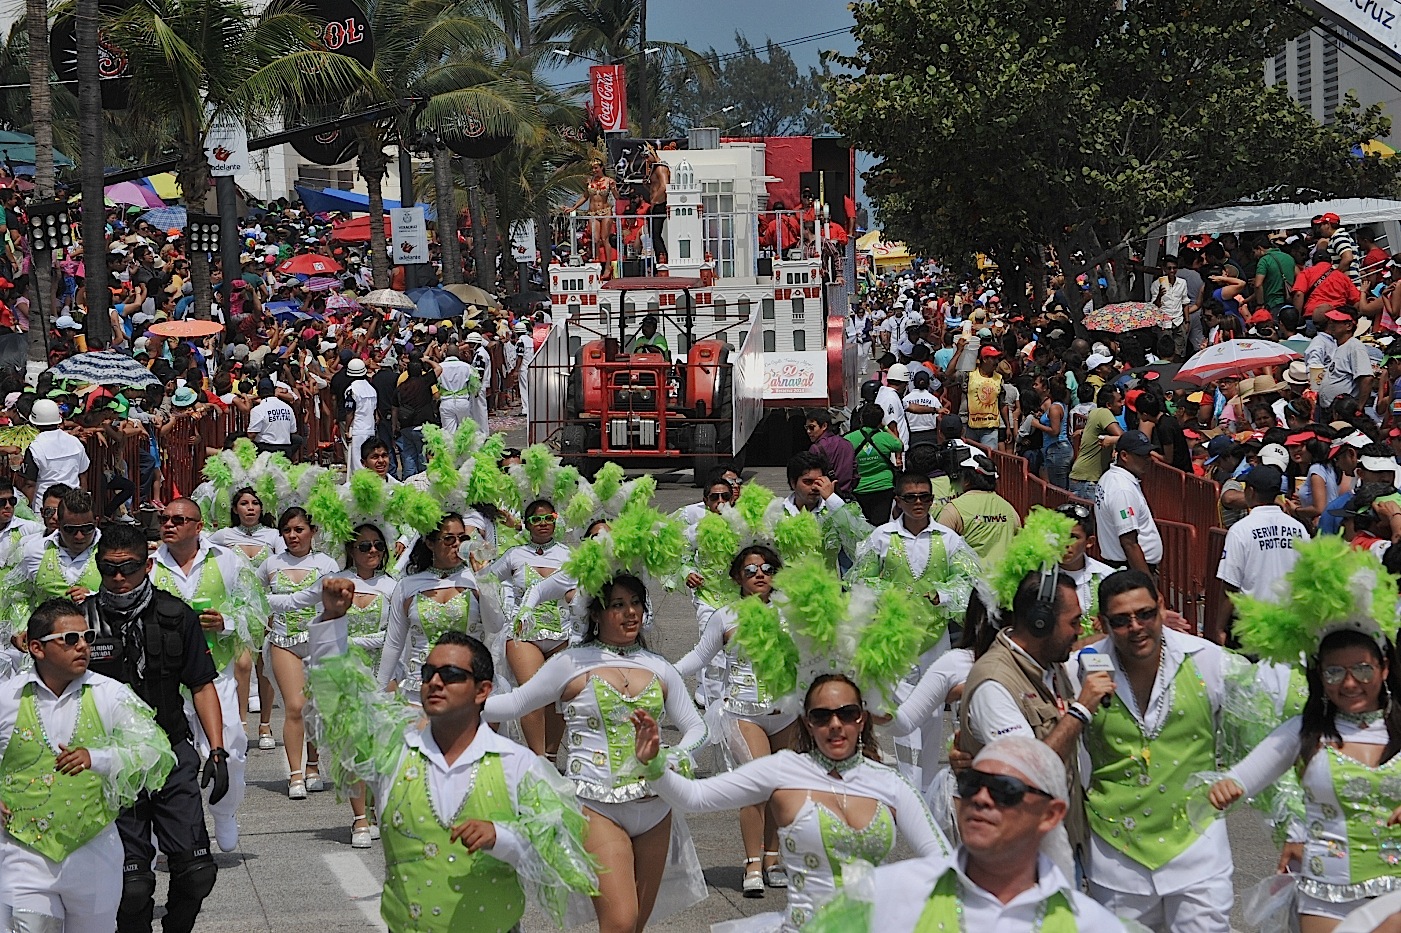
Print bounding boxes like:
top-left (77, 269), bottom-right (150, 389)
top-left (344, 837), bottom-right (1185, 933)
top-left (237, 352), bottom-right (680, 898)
top-left (1066, 702), bottom-right (1093, 725)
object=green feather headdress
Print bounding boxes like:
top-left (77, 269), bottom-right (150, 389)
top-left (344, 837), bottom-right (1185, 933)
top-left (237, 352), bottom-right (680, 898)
top-left (513, 446), bottom-right (655, 537)
top-left (200, 438), bottom-right (321, 529)
top-left (1232, 535), bottom-right (1400, 664)
top-left (562, 500), bottom-right (686, 598)
top-left (733, 555), bottom-right (925, 715)
top-left (988, 507), bottom-right (1074, 615)
top-left (691, 483), bottom-right (823, 592)
top-left (303, 469), bottom-right (443, 563)
top-left (415, 423), bottom-right (515, 517)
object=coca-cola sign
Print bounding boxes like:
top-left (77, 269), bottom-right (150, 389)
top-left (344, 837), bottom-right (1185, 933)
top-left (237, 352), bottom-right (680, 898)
top-left (590, 64), bottom-right (627, 133)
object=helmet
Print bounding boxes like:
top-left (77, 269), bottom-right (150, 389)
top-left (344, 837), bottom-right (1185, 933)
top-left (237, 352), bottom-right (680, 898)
top-left (346, 358), bottom-right (367, 377)
top-left (30, 399), bottom-right (63, 427)
top-left (859, 380), bottom-right (881, 404)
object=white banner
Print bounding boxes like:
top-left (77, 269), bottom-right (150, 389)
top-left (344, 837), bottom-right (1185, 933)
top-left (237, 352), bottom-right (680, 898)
top-left (510, 220), bottom-right (536, 263)
top-left (763, 351), bottom-right (829, 400)
top-left (1304, 0), bottom-right (1401, 59)
top-left (732, 307), bottom-right (766, 456)
top-left (391, 207), bottom-right (429, 265)
top-left (205, 115), bottom-right (249, 177)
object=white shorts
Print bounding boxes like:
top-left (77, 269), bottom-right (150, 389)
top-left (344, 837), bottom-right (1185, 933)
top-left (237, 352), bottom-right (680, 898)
top-left (1299, 888), bottom-right (1368, 922)
top-left (583, 797), bottom-right (672, 837)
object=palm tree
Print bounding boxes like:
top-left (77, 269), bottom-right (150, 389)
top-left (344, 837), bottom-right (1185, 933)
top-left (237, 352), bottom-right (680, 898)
top-left (109, 0), bottom-right (371, 317)
top-left (76, 0), bottom-right (110, 345)
top-left (24, 0), bottom-right (54, 360)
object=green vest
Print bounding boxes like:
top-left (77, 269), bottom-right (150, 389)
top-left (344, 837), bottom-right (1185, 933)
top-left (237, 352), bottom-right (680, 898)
top-left (913, 867), bottom-right (1077, 932)
top-left (0, 683), bottom-right (117, 862)
top-left (949, 492), bottom-right (1020, 565)
top-left (380, 748), bottom-right (525, 932)
top-left (35, 545), bottom-right (102, 601)
top-left (882, 533), bottom-right (951, 652)
top-left (1086, 655), bottom-right (1214, 870)
top-left (153, 556), bottom-right (235, 670)
top-left (1327, 745), bottom-right (1401, 885)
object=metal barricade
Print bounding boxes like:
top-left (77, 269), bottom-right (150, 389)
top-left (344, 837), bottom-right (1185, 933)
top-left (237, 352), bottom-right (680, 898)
top-left (1155, 518), bottom-right (1200, 630)
top-left (1202, 527), bottom-right (1230, 644)
top-left (987, 448), bottom-right (1031, 517)
top-left (1142, 461), bottom-right (1186, 526)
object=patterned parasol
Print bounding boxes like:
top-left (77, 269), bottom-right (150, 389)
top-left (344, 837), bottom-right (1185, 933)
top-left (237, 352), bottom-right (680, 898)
top-left (1082, 301), bottom-right (1175, 333)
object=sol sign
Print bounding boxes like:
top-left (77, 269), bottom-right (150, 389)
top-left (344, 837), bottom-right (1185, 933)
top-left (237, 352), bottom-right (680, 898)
top-left (762, 351), bottom-right (828, 400)
top-left (590, 64), bottom-right (627, 132)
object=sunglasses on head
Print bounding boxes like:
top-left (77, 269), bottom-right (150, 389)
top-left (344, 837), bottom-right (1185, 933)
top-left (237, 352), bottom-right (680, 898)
top-left (1321, 662), bottom-right (1377, 685)
top-left (1104, 607), bottom-right (1158, 630)
top-left (1057, 503), bottom-right (1091, 520)
top-left (741, 562), bottom-right (776, 578)
top-left (39, 629), bottom-right (97, 648)
top-left (805, 704), bottom-right (863, 726)
top-left (420, 662), bottom-right (474, 685)
top-left (159, 514), bottom-right (198, 527)
top-left (525, 513), bottom-right (558, 526)
top-left (98, 558), bottom-right (146, 577)
top-left (354, 540), bottom-right (386, 553)
top-left (955, 769), bottom-right (1053, 808)
top-left (62, 523), bottom-right (96, 536)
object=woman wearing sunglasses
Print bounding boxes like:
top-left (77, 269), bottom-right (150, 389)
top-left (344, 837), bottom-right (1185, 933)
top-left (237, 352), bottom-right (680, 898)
top-left (378, 513), bottom-right (482, 705)
top-left (486, 499), bottom-right (573, 756)
top-left (1209, 537), bottom-right (1401, 933)
top-left (482, 506), bottom-right (708, 933)
top-left (258, 506), bottom-right (341, 799)
top-left (676, 545), bottom-right (799, 895)
top-left (632, 672), bottom-right (948, 932)
top-left (677, 474), bottom-right (740, 708)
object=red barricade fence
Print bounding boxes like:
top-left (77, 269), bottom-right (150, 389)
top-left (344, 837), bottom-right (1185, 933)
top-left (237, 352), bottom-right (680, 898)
top-left (1154, 518), bottom-right (1200, 628)
top-left (1202, 527), bottom-right (1230, 644)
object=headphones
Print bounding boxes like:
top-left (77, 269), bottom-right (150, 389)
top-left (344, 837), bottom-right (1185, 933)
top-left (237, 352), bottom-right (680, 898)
top-left (1025, 563), bottom-right (1060, 637)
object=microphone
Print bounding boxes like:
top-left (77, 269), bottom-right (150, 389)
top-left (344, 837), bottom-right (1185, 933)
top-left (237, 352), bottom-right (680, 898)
top-left (1079, 645), bottom-right (1115, 709)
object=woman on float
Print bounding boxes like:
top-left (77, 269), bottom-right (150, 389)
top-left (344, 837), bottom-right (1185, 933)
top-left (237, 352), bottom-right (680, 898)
top-left (258, 506), bottom-right (340, 798)
top-left (207, 486), bottom-right (282, 749)
top-left (1207, 536), bottom-right (1401, 933)
top-left (482, 503), bottom-right (707, 933)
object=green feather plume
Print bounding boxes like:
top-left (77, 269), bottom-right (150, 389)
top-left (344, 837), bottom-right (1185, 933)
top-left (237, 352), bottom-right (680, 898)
top-left (608, 503), bottom-right (662, 567)
top-left (253, 472), bottom-right (280, 519)
top-left (853, 587), bottom-right (925, 704)
top-left (563, 489), bottom-right (597, 530)
top-left (450, 421), bottom-right (480, 463)
top-left (774, 556), bottom-right (846, 649)
top-left (426, 449), bottom-right (461, 500)
top-left (563, 538), bottom-right (611, 598)
top-left (480, 433), bottom-right (507, 466)
top-left (522, 444), bottom-right (554, 498)
top-left (349, 469), bottom-right (387, 517)
top-left (1233, 535), bottom-right (1400, 664)
top-left (202, 455), bottom-right (233, 490)
top-left (990, 507), bottom-right (1074, 610)
top-left (553, 466), bottom-right (582, 509)
top-left (734, 482), bottom-right (773, 531)
top-left (464, 453), bottom-right (512, 507)
top-left (385, 485), bottom-right (444, 538)
top-left (233, 437), bottom-right (258, 471)
top-left (773, 511), bottom-right (823, 562)
top-left (643, 515), bottom-right (686, 577)
top-left (694, 512), bottom-right (742, 578)
top-left (591, 462), bottom-right (624, 506)
top-left (733, 596), bottom-right (798, 699)
top-left (306, 477), bottom-right (354, 545)
top-left (627, 475), bottom-right (657, 510)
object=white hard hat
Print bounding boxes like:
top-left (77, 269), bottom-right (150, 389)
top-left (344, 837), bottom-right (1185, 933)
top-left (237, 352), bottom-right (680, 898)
top-left (346, 358), bottom-right (367, 377)
top-left (886, 363), bottom-right (910, 383)
top-left (30, 398), bottom-right (63, 426)
top-left (466, 332), bottom-right (485, 346)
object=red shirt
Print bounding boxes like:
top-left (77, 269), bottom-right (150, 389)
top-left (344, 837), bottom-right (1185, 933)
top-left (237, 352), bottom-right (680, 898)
top-left (1292, 262), bottom-right (1361, 313)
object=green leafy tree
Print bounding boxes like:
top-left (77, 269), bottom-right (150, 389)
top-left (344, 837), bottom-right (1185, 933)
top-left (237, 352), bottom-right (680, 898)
top-left (830, 0), bottom-right (1401, 305)
top-left (109, 0), bottom-right (371, 317)
top-left (668, 33), bottom-right (831, 137)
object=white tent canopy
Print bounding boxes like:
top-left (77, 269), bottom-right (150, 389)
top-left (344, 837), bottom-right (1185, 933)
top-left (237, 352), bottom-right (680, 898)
top-left (1146, 198), bottom-right (1401, 266)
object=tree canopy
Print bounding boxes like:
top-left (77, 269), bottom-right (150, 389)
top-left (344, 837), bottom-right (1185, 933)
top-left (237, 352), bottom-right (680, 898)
top-left (666, 33), bottom-right (832, 137)
top-left (829, 0), bottom-right (1401, 283)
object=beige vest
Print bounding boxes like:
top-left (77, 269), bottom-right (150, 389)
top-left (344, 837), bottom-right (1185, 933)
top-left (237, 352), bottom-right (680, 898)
top-left (957, 632), bottom-right (1087, 849)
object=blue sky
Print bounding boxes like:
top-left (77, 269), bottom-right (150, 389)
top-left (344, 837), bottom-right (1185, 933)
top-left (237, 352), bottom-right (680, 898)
top-left (647, 0), bottom-right (857, 69)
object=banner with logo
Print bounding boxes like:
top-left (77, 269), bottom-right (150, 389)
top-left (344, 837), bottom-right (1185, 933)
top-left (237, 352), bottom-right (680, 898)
top-left (391, 207), bottom-right (429, 265)
top-left (590, 64), bottom-right (627, 133)
top-left (763, 351), bottom-right (829, 400)
top-left (205, 114), bottom-right (250, 176)
top-left (732, 306), bottom-right (766, 455)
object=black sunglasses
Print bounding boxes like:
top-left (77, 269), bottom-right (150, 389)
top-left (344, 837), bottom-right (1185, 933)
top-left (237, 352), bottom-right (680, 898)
top-left (0, 496), bottom-right (17, 508)
top-left (705, 492), bottom-right (732, 502)
top-left (40, 506), bottom-right (57, 518)
top-left (741, 562), bottom-right (776, 578)
top-left (805, 704), bottom-right (863, 726)
top-left (98, 558), bottom-right (146, 577)
top-left (62, 523), bottom-right (96, 536)
top-left (1104, 607), bottom-right (1158, 630)
top-left (159, 514), bottom-right (198, 527)
top-left (896, 492), bottom-right (934, 504)
top-left (421, 663), bottom-right (474, 685)
top-left (39, 629), bottom-right (97, 647)
top-left (354, 540), bottom-right (386, 553)
top-left (955, 769), bottom-right (1053, 807)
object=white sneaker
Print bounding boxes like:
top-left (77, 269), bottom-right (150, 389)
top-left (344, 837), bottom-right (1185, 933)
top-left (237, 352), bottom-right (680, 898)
top-left (214, 815), bottom-right (239, 852)
top-left (351, 821), bottom-right (372, 849)
top-left (248, 695), bottom-right (261, 714)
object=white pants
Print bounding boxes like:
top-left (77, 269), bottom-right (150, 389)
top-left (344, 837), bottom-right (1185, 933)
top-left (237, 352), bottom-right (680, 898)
top-left (185, 670), bottom-right (248, 843)
top-left (439, 397), bottom-right (473, 435)
top-left (347, 433), bottom-right (372, 476)
top-left (1089, 873), bottom-right (1234, 933)
top-left (467, 396), bottom-right (489, 435)
top-left (0, 824), bottom-right (123, 932)
top-left (519, 371), bottom-right (530, 421)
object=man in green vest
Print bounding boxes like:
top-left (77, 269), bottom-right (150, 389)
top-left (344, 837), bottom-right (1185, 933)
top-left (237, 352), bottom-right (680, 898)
top-left (7, 489), bottom-right (102, 632)
top-left (1077, 569), bottom-right (1233, 932)
top-left (308, 577), bottom-right (598, 932)
top-left (0, 598), bottom-right (175, 933)
top-left (935, 445), bottom-right (1022, 566)
top-left (805, 736), bottom-right (1130, 931)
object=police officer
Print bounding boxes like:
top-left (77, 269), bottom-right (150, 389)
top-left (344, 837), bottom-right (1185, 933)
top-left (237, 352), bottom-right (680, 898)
top-left (82, 522), bottom-right (229, 933)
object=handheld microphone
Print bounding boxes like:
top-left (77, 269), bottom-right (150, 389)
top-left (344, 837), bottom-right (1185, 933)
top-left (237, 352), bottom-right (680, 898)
top-left (1079, 645), bottom-right (1115, 709)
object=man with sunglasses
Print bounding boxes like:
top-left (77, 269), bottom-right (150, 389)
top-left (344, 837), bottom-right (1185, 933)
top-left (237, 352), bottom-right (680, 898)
top-left (1072, 569), bottom-right (1235, 932)
top-left (307, 578), bottom-right (598, 931)
top-left (148, 497), bottom-right (268, 852)
top-left (10, 489), bottom-right (102, 611)
top-left (808, 736), bottom-right (1126, 930)
top-left (80, 523), bottom-right (227, 933)
top-left (0, 599), bottom-right (175, 933)
top-left (0, 478), bottom-right (42, 557)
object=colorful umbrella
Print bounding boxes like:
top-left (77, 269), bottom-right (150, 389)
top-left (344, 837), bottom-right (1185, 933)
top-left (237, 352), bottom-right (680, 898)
top-left (148, 319), bottom-right (224, 339)
top-left (443, 283), bottom-right (503, 310)
top-left (139, 205), bottom-right (187, 229)
top-left (105, 181), bottom-right (165, 209)
top-left (1082, 301), bottom-right (1175, 334)
top-left (304, 276), bottom-right (340, 293)
top-left (277, 253), bottom-right (341, 276)
top-left (407, 286), bottom-right (467, 320)
top-left (324, 294), bottom-right (361, 312)
top-left (48, 350), bottom-right (161, 388)
top-left (361, 288), bottom-right (417, 311)
top-left (1176, 339), bottom-right (1301, 386)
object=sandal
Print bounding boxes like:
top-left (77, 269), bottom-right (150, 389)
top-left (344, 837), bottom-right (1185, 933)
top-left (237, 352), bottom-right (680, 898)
top-left (763, 851), bottom-right (788, 888)
top-left (742, 856), bottom-right (764, 898)
top-left (305, 761), bottom-right (325, 793)
top-left (288, 770), bottom-right (307, 800)
top-left (351, 817), bottom-right (372, 849)
top-left (257, 724), bottom-right (275, 751)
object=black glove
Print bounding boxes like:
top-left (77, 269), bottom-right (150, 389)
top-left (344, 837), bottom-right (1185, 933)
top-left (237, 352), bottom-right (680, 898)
top-left (202, 747), bottom-right (230, 805)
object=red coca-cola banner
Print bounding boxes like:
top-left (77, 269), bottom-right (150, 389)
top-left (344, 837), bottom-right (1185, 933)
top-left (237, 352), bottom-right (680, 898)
top-left (590, 64), bottom-right (627, 133)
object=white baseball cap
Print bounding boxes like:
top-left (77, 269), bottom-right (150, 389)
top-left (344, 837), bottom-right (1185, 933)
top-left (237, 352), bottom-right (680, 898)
top-left (1258, 443), bottom-right (1289, 470)
top-left (1086, 352), bottom-right (1115, 370)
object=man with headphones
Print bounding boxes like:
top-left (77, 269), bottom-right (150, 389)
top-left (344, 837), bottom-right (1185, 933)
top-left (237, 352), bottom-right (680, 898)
top-left (957, 567), bottom-right (1117, 874)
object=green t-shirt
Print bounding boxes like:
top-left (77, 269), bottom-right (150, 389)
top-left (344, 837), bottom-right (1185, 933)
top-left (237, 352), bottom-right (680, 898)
top-left (1256, 248), bottom-right (1297, 309)
top-left (1070, 406), bottom-right (1117, 482)
top-left (844, 428), bottom-right (902, 494)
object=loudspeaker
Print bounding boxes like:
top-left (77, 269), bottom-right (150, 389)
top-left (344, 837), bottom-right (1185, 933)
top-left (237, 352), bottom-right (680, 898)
top-left (620, 259), bottom-right (647, 278)
top-left (757, 257), bottom-right (773, 277)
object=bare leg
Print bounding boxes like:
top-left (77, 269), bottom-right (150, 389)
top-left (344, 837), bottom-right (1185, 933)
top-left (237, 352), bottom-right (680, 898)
top-left (506, 639), bottom-right (548, 755)
top-left (631, 812), bottom-right (672, 931)
top-left (737, 720), bottom-right (773, 868)
top-left (1300, 916), bottom-right (1340, 933)
top-left (255, 652), bottom-right (273, 728)
top-left (233, 649), bottom-right (252, 723)
top-left (269, 646), bottom-right (308, 776)
top-left (586, 808), bottom-right (640, 933)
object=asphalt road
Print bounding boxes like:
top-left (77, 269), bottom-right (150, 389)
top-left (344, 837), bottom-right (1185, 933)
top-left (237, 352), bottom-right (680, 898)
top-left (166, 461), bottom-right (1279, 932)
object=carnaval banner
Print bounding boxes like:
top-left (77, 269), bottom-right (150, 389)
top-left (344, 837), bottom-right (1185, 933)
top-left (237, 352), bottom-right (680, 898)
top-left (590, 64), bottom-right (627, 133)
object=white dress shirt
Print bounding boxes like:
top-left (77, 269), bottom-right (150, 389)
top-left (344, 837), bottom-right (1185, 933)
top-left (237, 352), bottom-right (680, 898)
top-left (15, 531), bottom-right (102, 587)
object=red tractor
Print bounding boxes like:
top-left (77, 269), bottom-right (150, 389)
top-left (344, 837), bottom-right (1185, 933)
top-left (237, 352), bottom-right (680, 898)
top-left (558, 277), bottom-right (733, 481)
